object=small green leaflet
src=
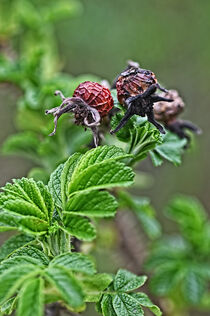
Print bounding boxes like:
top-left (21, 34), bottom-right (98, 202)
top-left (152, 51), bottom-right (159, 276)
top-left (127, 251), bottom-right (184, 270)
top-left (97, 269), bottom-right (161, 316)
top-left (114, 269), bottom-right (147, 292)
top-left (150, 132), bottom-right (186, 166)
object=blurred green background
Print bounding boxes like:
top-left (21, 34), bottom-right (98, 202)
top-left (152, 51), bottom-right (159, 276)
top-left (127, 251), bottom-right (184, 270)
top-left (0, 1), bottom-right (209, 314)
top-left (1, 0), bottom-right (209, 210)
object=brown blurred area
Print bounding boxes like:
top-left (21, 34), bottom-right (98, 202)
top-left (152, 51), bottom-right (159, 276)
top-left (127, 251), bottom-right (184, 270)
top-left (0, 1), bottom-right (210, 315)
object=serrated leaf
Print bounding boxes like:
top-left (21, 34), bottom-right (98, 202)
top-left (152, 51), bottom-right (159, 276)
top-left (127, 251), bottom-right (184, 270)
top-left (61, 153), bottom-right (82, 206)
top-left (50, 252), bottom-right (96, 275)
top-left (130, 293), bottom-right (162, 316)
top-left (101, 294), bottom-right (117, 316)
top-left (45, 266), bottom-right (84, 308)
top-left (114, 269), bottom-right (147, 292)
top-left (1, 178), bottom-right (52, 228)
top-left (81, 273), bottom-right (113, 302)
top-left (17, 277), bottom-right (44, 316)
top-left (68, 161), bottom-right (134, 195)
top-left (65, 190), bottom-right (118, 218)
top-left (48, 163), bottom-right (64, 209)
top-left (0, 234), bottom-right (34, 261)
top-left (63, 214), bottom-right (96, 241)
top-left (152, 132), bottom-right (186, 166)
top-left (9, 246), bottom-right (49, 265)
top-left (0, 265), bottom-right (40, 305)
top-left (71, 146), bottom-right (131, 178)
top-left (2, 199), bottom-right (46, 220)
top-left (113, 293), bottom-right (144, 316)
top-left (0, 256), bottom-right (43, 276)
top-left (0, 210), bottom-right (48, 234)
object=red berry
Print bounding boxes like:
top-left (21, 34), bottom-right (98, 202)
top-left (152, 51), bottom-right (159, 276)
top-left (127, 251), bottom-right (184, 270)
top-left (73, 81), bottom-right (114, 117)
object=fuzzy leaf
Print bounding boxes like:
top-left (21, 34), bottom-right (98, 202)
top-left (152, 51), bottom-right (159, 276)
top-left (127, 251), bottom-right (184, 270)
top-left (45, 266), bottom-right (84, 308)
top-left (50, 252), bottom-right (96, 275)
top-left (63, 214), bottom-right (96, 241)
top-left (17, 277), bottom-right (44, 316)
top-left (112, 293), bottom-right (144, 316)
top-left (65, 190), bottom-right (118, 218)
top-left (0, 234), bottom-right (34, 261)
top-left (114, 269), bottom-right (147, 292)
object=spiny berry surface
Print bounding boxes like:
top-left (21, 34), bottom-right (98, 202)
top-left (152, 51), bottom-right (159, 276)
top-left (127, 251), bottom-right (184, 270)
top-left (73, 81), bottom-right (114, 117)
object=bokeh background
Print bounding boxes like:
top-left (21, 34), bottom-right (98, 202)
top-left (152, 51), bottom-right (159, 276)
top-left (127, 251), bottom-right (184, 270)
top-left (0, 0), bottom-right (210, 315)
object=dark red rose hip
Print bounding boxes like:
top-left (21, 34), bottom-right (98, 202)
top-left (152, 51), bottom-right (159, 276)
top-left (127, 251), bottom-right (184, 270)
top-left (45, 81), bottom-right (114, 147)
top-left (110, 61), bottom-right (173, 135)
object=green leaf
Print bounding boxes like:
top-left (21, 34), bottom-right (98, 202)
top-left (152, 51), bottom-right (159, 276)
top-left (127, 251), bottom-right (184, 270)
top-left (150, 264), bottom-right (181, 296)
top-left (0, 265), bottom-right (40, 305)
top-left (0, 234), bottom-right (34, 261)
top-left (71, 145), bottom-right (131, 178)
top-left (114, 269), bottom-right (147, 292)
top-left (101, 294), bottom-right (117, 316)
top-left (45, 266), bottom-right (84, 308)
top-left (112, 293), bottom-right (144, 316)
top-left (63, 214), bottom-right (96, 241)
top-left (183, 268), bottom-right (206, 304)
top-left (2, 132), bottom-right (39, 160)
top-left (48, 163), bottom-right (64, 209)
top-left (2, 199), bottom-right (46, 220)
top-left (65, 190), bottom-right (118, 218)
top-left (81, 273), bottom-right (113, 302)
top-left (118, 192), bottom-right (161, 239)
top-left (151, 132), bottom-right (186, 166)
top-left (17, 277), bottom-right (44, 316)
top-left (0, 210), bottom-right (48, 234)
top-left (50, 252), bottom-right (96, 275)
top-left (68, 161), bottom-right (134, 195)
top-left (0, 256), bottom-right (43, 276)
top-left (61, 153), bottom-right (82, 206)
top-left (9, 246), bottom-right (49, 265)
top-left (0, 296), bottom-right (17, 315)
top-left (130, 293), bottom-right (162, 316)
